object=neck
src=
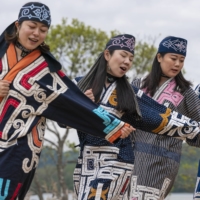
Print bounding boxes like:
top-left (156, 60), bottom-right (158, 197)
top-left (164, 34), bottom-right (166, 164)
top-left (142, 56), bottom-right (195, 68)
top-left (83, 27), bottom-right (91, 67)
top-left (161, 73), bottom-right (170, 79)
top-left (15, 41), bottom-right (33, 58)
top-left (159, 76), bottom-right (172, 87)
top-left (106, 73), bottom-right (119, 84)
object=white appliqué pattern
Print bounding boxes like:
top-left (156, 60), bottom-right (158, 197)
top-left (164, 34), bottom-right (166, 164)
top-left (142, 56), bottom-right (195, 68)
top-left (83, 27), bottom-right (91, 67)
top-left (107, 35), bottom-right (135, 52)
top-left (124, 176), bottom-right (171, 200)
top-left (19, 4), bottom-right (51, 25)
top-left (162, 39), bottom-right (187, 53)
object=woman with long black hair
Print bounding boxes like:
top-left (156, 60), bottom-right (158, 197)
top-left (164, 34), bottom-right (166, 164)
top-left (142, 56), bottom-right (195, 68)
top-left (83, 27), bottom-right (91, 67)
top-left (129, 36), bottom-right (200, 200)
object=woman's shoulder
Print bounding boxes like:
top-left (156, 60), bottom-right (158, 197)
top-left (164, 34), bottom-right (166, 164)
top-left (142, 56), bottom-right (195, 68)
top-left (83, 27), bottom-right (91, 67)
top-left (184, 85), bottom-right (199, 96)
top-left (195, 84), bottom-right (200, 98)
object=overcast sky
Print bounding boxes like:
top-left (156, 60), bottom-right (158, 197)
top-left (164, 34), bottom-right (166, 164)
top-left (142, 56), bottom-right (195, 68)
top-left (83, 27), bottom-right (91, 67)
top-left (1, 0), bottom-right (200, 144)
top-left (1, 0), bottom-right (200, 86)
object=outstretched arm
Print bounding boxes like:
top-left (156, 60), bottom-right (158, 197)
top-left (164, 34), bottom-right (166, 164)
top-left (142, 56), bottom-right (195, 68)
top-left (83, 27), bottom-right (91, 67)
top-left (122, 85), bottom-right (200, 140)
top-left (28, 70), bottom-right (129, 143)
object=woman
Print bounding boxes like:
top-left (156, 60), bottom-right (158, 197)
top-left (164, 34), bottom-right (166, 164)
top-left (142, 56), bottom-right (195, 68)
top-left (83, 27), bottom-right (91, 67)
top-left (129, 36), bottom-right (200, 200)
top-left (0, 2), bottom-right (133, 199)
top-left (72, 34), bottom-right (200, 200)
top-left (193, 84), bottom-right (200, 200)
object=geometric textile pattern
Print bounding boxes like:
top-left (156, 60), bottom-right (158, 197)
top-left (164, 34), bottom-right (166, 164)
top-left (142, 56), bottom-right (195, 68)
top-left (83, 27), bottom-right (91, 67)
top-left (131, 78), bottom-right (200, 199)
top-left (162, 39), bottom-right (187, 53)
top-left (123, 176), bottom-right (171, 200)
top-left (74, 145), bottom-right (133, 200)
top-left (0, 45), bottom-right (130, 199)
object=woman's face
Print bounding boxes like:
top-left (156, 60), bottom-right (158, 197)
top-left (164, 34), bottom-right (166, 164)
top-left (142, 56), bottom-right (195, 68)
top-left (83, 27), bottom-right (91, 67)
top-left (157, 53), bottom-right (185, 78)
top-left (15, 20), bottom-right (48, 50)
top-left (104, 50), bottom-right (134, 77)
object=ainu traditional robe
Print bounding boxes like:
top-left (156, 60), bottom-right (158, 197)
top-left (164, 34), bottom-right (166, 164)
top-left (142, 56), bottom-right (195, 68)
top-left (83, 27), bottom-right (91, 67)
top-left (73, 77), bottom-right (200, 200)
top-left (0, 43), bottom-right (131, 199)
top-left (128, 78), bottom-right (200, 200)
top-left (193, 84), bottom-right (200, 200)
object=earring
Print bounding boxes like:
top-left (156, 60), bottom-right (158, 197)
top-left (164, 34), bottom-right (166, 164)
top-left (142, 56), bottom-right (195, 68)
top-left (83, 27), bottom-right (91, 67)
top-left (40, 42), bottom-right (46, 47)
top-left (16, 29), bottom-right (19, 38)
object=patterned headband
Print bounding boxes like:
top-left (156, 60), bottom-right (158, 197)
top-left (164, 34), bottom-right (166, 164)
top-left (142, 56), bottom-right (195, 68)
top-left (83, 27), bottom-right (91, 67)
top-left (18, 2), bottom-right (51, 27)
top-left (158, 36), bottom-right (187, 56)
top-left (105, 34), bottom-right (135, 55)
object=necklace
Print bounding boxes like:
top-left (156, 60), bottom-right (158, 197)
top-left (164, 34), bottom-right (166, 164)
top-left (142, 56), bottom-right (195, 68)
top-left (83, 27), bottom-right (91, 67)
top-left (15, 41), bottom-right (33, 57)
top-left (161, 73), bottom-right (170, 78)
top-left (106, 73), bottom-right (118, 83)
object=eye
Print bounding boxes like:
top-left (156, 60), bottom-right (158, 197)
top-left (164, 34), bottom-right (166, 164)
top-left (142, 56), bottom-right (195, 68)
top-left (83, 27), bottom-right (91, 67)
top-left (121, 54), bottom-right (126, 57)
top-left (40, 29), bottom-right (47, 33)
top-left (29, 26), bottom-right (35, 29)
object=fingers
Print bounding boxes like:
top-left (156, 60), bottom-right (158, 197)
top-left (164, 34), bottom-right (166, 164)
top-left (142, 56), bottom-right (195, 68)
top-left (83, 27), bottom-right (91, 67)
top-left (84, 89), bottom-right (95, 102)
top-left (120, 125), bottom-right (136, 139)
top-left (0, 80), bottom-right (11, 97)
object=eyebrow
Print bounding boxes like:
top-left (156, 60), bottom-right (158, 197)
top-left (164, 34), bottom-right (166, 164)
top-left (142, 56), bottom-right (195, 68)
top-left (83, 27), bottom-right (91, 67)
top-left (29, 21), bottom-right (48, 28)
top-left (122, 51), bottom-right (134, 57)
top-left (170, 54), bottom-right (185, 59)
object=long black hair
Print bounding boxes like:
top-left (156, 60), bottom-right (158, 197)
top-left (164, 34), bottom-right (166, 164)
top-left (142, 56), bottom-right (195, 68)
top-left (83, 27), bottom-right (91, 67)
top-left (141, 52), bottom-right (192, 97)
top-left (77, 50), bottom-right (140, 116)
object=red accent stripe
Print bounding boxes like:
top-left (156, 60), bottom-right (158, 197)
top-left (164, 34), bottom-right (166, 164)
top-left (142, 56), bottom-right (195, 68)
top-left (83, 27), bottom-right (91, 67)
top-left (57, 70), bottom-right (65, 77)
top-left (0, 59), bottom-right (2, 73)
top-left (120, 177), bottom-right (130, 194)
top-left (10, 183), bottom-right (22, 200)
top-left (0, 99), bottom-right (19, 123)
top-left (20, 61), bottom-right (48, 90)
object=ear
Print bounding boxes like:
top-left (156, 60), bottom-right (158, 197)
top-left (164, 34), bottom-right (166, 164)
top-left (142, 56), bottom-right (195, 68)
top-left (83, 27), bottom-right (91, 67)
top-left (104, 49), bottom-right (111, 61)
top-left (157, 53), bottom-right (162, 63)
top-left (15, 21), bottom-right (20, 30)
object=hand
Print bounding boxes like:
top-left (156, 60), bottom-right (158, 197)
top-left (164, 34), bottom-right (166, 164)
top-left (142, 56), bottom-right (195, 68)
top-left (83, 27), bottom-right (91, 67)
top-left (120, 125), bottom-right (135, 139)
top-left (84, 89), bottom-right (95, 102)
top-left (0, 80), bottom-right (11, 97)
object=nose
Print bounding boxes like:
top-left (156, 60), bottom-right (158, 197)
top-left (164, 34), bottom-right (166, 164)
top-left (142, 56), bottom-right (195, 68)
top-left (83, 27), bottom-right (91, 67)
top-left (175, 60), bottom-right (180, 67)
top-left (124, 57), bottom-right (131, 65)
top-left (33, 28), bottom-right (39, 36)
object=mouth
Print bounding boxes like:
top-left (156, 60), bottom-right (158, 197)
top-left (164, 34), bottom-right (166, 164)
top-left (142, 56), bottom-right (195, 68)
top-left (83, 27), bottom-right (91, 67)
top-left (120, 66), bottom-right (127, 72)
top-left (29, 38), bottom-right (39, 43)
top-left (171, 69), bottom-right (179, 73)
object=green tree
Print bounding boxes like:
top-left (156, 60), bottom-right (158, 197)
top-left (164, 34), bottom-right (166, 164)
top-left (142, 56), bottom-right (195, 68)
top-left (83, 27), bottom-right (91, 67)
top-left (130, 38), bottom-right (157, 79)
top-left (46, 18), bottom-right (157, 80)
top-left (172, 143), bottom-right (200, 192)
top-left (46, 18), bottom-right (119, 79)
top-left (30, 143), bottom-right (79, 200)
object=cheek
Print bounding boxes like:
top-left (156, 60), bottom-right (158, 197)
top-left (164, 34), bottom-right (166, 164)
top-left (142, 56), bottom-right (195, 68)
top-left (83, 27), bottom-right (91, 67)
top-left (179, 65), bottom-right (184, 71)
top-left (161, 59), bottom-right (172, 68)
top-left (40, 32), bottom-right (48, 40)
top-left (18, 31), bottom-right (26, 41)
top-left (114, 56), bottom-right (124, 64)
top-left (19, 29), bottom-right (31, 38)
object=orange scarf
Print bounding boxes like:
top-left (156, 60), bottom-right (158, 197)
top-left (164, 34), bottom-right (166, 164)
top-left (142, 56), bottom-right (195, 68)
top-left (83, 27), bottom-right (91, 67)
top-left (0, 43), bottom-right (41, 102)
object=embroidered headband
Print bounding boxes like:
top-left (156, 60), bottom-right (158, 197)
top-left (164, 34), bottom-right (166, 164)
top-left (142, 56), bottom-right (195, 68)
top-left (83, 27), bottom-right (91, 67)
top-left (105, 34), bottom-right (135, 55)
top-left (158, 36), bottom-right (187, 57)
top-left (18, 2), bottom-right (51, 27)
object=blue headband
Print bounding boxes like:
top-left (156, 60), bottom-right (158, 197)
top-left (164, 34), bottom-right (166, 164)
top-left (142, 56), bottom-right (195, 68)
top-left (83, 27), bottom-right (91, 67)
top-left (18, 2), bottom-right (51, 27)
top-left (158, 36), bottom-right (187, 56)
top-left (105, 34), bottom-right (135, 55)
